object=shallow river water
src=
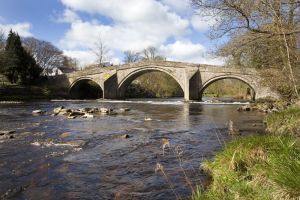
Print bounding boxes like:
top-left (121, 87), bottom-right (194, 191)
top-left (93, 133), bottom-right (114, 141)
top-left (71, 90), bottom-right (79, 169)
top-left (0, 99), bottom-right (266, 200)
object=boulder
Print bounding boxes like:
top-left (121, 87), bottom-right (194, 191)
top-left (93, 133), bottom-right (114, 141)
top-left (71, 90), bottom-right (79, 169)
top-left (0, 130), bottom-right (15, 140)
top-left (119, 108), bottom-right (130, 112)
top-left (58, 109), bottom-right (72, 116)
top-left (68, 116), bottom-right (77, 119)
top-left (82, 114), bottom-right (94, 118)
top-left (69, 110), bottom-right (85, 117)
top-left (88, 108), bottom-right (99, 113)
top-left (0, 130), bottom-right (15, 135)
top-left (100, 107), bottom-right (111, 113)
top-left (53, 106), bottom-right (64, 114)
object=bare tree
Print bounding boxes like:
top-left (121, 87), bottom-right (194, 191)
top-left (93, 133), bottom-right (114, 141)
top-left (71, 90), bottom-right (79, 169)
top-left (92, 36), bottom-right (109, 67)
top-left (0, 28), bottom-right (5, 50)
top-left (142, 46), bottom-right (166, 61)
top-left (191, 0), bottom-right (300, 39)
top-left (192, 0), bottom-right (300, 98)
top-left (22, 37), bottom-right (65, 76)
top-left (123, 50), bottom-right (141, 63)
top-left (61, 56), bottom-right (78, 72)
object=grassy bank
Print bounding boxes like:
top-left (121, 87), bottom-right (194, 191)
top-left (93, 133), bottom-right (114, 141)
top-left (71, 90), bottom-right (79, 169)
top-left (193, 106), bottom-right (300, 200)
top-left (0, 85), bottom-right (68, 101)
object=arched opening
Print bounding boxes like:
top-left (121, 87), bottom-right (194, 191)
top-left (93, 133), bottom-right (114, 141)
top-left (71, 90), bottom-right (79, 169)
top-left (119, 70), bottom-right (184, 99)
top-left (69, 79), bottom-right (103, 99)
top-left (200, 78), bottom-right (255, 102)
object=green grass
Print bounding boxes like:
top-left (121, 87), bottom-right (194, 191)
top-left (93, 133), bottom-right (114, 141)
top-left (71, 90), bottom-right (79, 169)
top-left (193, 106), bottom-right (300, 200)
top-left (193, 135), bottom-right (300, 200)
top-left (266, 106), bottom-right (300, 136)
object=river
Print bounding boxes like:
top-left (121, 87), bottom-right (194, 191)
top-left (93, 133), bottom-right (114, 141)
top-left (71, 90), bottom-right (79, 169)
top-left (0, 99), bottom-right (266, 200)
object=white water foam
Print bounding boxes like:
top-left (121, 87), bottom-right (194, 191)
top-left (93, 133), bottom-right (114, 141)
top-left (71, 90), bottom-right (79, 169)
top-left (52, 99), bottom-right (249, 105)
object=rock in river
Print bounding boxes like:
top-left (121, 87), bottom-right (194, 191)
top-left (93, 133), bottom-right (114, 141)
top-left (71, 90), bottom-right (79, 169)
top-left (119, 108), bottom-right (130, 112)
top-left (53, 106), bottom-right (65, 114)
top-left (100, 107), bottom-right (112, 113)
top-left (0, 130), bottom-right (15, 135)
top-left (82, 113), bottom-right (94, 118)
top-left (120, 134), bottom-right (130, 139)
top-left (32, 110), bottom-right (45, 115)
top-left (65, 140), bottom-right (86, 147)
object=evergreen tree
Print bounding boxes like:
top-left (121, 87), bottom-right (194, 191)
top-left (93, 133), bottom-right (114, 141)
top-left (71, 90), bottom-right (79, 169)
top-left (0, 30), bottom-right (42, 84)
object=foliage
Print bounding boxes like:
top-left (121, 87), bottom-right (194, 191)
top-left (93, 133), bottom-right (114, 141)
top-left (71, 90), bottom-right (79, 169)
top-left (193, 135), bottom-right (300, 200)
top-left (203, 79), bottom-right (253, 100)
top-left (125, 71), bottom-right (183, 98)
top-left (192, 0), bottom-right (300, 98)
top-left (0, 30), bottom-right (42, 84)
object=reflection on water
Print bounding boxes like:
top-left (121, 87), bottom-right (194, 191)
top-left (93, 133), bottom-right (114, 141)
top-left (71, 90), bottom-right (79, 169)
top-left (0, 99), bottom-right (266, 199)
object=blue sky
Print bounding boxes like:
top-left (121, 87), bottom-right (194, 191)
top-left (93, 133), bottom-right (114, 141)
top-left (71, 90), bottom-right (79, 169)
top-left (0, 0), bottom-right (224, 66)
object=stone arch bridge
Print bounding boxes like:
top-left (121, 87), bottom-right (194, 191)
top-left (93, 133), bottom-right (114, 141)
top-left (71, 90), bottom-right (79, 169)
top-left (54, 60), bottom-right (279, 101)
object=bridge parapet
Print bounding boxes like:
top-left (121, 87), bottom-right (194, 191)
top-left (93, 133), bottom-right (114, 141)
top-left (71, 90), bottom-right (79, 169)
top-left (62, 60), bottom-right (279, 101)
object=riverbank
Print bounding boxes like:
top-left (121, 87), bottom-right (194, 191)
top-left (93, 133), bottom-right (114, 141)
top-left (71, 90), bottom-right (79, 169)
top-left (193, 104), bottom-right (300, 200)
top-left (0, 85), bottom-right (67, 101)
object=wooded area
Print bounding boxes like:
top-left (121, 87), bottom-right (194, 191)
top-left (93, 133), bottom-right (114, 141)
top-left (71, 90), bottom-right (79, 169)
top-left (192, 0), bottom-right (300, 99)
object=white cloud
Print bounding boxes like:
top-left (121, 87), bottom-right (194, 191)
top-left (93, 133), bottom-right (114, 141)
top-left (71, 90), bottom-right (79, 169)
top-left (160, 40), bottom-right (206, 59)
top-left (63, 49), bottom-right (120, 67)
top-left (160, 40), bottom-right (224, 65)
top-left (161, 0), bottom-right (191, 13)
top-left (0, 22), bottom-right (33, 37)
top-left (57, 0), bottom-right (222, 66)
top-left (191, 15), bottom-right (218, 32)
top-left (63, 50), bottom-right (96, 66)
top-left (60, 19), bottom-right (188, 52)
top-left (55, 9), bottom-right (80, 23)
top-left (58, 0), bottom-right (190, 65)
top-left (61, 0), bottom-right (187, 23)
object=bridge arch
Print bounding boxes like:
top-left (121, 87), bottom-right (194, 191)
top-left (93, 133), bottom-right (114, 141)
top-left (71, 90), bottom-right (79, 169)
top-left (69, 77), bottom-right (103, 99)
top-left (118, 67), bottom-right (184, 98)
top-left (199, 75), bottom-right (257, 100)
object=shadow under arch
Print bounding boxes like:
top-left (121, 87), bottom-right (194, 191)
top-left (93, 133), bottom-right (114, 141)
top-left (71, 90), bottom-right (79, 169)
top-left (118, 67), bottom-right (184, 99)
top-left (199, 75), bottom-right (256, 101)
top-left (69, 78), bottom-right (103, 99)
